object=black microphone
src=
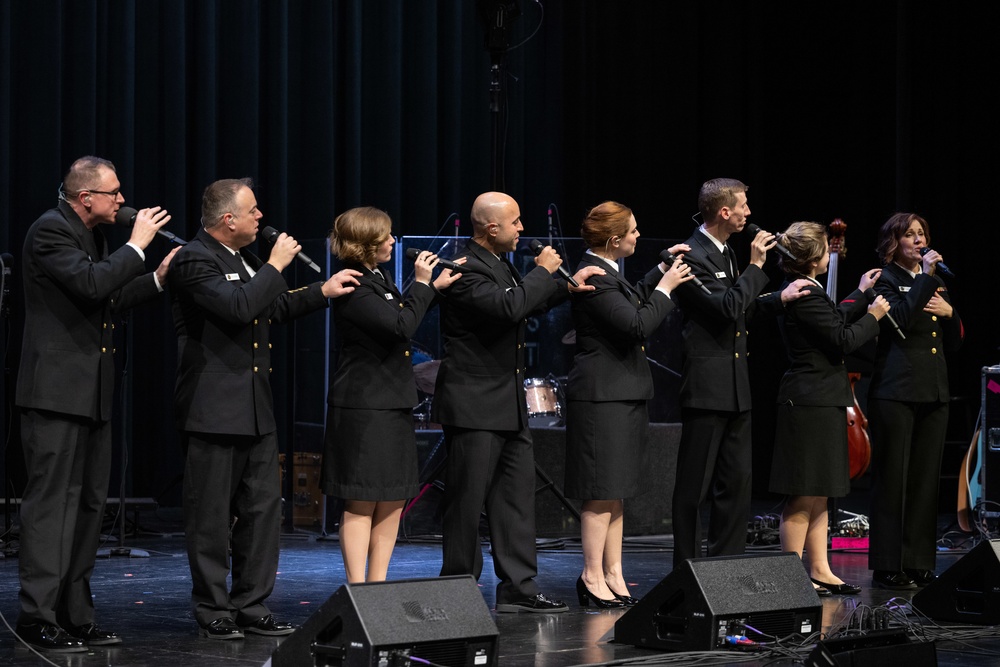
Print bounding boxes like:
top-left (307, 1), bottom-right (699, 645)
top-left (115, 206), bottom-right (187, 245)
top-left (919, 247), bottom-right (954, 277)
top-left (528, 238), bottom-right (579, 287)
top-left (745, 223), bottom-right (797, 262)
top-left (864, 288), bottom-right (905, 340)
top-left (404, 247), bottom-right (465, 273)
top-left (660, 250), bottom-right (711, 295)
top-left (260, 225), bottom-right (321, 273)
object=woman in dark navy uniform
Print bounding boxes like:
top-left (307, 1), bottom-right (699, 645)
top-left (565, 201), bottom-right (693, 607)
top-left (868, 213), bottom-right (963, 590)
top-left (768, 222), bottom-right (888, 596)
top-left (322, 207), bottom-right (461, 582)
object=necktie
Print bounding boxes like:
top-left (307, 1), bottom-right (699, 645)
top-left (723, 246), bottom-right (737, 280)
top-left (501, 257), bottom-right (520, 285)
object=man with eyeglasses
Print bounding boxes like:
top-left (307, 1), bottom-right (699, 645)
top-left (15, 155), bottom-right (177, 652)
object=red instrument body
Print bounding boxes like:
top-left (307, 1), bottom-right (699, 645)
top-left (827, 219), bottom-right (871, 479)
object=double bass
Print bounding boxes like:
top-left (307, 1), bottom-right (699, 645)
top-left (826, 219), bottom-right (872, 480)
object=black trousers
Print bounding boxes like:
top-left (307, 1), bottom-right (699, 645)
top-left (867, 398), bottom-right (948, 572)
top-left (18, 409), bottom-right (110, 628)
top-left (439, 425), bottom-right (540, 604)
top-left (181, 430), bottom-right (281, 627)
top-left (671, 407), bottom-right (753, 568)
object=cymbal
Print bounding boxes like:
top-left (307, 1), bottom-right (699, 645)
top-left (561, 329), bottom-right (576, 345)
top-left (413, 360), bottom-right (441, 394)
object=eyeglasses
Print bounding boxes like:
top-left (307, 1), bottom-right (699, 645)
top-left (84, 189), bottom-right (122, 198)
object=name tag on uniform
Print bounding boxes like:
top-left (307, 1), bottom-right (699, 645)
top-left (898, 286), bottom-right (910, 292)
top-left (715, 271), bottom-right (727, 279)
top-left (225, 273), bottom-right (240, 281)
top-left (384, 293), bottom-right (394, 301)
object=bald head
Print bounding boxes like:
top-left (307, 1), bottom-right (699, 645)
top-left (470, 191), bottom-right (523, 253)
top-left (471, 192), bottom-right (516, 231)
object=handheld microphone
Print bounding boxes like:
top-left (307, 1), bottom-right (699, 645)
top-left (404, 247), bottom-right (465, 273)
top-left (864, 288), bottom-right (905, 340)
top-left (919, 247), bottom-right (954, 277)
top-left (745, 223), bottom-right (797, 262)
top-left (528, 238), bottom-right (579, 287)
top-left (260, 226), bottom-right (321, 273)
top-left (660, 249), bottom-right (711, 295)
top-left (115, 206), bottom-right (187, 245)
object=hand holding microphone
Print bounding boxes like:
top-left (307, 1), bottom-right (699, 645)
top-left (864, 288), bottom-right (904, 339)
top-left (919, 247), bottom-right (954, 277)
top-left (404, 247), bottom-right (465, 273)
top-left (528, 239), bottom-right (579, 287)
top-left (660, 249), bottom-right (711, 295)
top-left (260, 225), bottom-right (321, 273)
top-left (115, 206), bottom-right (183, 247)
top-left (745, 223), bottom-right (797, 262)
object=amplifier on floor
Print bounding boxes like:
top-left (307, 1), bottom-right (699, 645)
top-left (912, 538), bottom-right (1000, 625)
top-left (269, 575), bottom-right (498, 667)
top-left (983, 365), bottom-right (1000, 508)
top-left (614, 552), bottom-right (821, 652)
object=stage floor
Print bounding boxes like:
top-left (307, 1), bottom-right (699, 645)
top-left (1, 509), bottom-right (998, 666)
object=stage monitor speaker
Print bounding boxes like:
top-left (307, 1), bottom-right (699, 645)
top-left (269, 575), bottom-right (499, 667)
top-left (614, 552), bottom-right (822, 652)
top-left (912, 538), bottom-right (1000, 624)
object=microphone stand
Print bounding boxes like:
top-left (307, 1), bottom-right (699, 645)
top-left (97, 311), bottom-right (149, 558)
top-left (481, 1), bottom-right (520, 190)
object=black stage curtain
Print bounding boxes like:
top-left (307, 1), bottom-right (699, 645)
top-left (1, 2), bottom-right (996, 504)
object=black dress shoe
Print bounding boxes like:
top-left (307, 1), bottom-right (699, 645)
top-left (495, 593), bottom-right (568, 613)
top-left (238, 614), bottom-right (296, 636)
top-left (66, 622), bottom-right (122, 645)
top-left (199, 617), bottom-right (244, 640)
top-left (813, 585), bottom-right (832, 597)
top-left (608, 587), bottom-right (639, 606)
top-left (15, 623), bottom-right (87, 653)
top-left (811, 578), bottom-right (862, 595)
top-left (872, 570), bottom-right (917, 590)
top-left (904, 569), bottom-right (938, 586)
top-left (575, 577), bottom-right (625, 609)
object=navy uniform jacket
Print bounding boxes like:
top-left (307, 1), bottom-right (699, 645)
top-left (670, 229), bottom-right (781, 412)
top-left (566, 254), bottom-right (674, 402)
top-left (869, 263), bottom-right (963, 403)
top-left (432, 238), bottom-right (566, 431)
top-left (169, 228), bottom-right (328, 436)
top-left (776, 284), bottom-right (879, 406)
top-left (16, 201), bottom-right (159, 421)
top-left (329, 265), bottom-right (436, 410)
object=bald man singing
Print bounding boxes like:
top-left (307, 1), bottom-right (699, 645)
top-left (432, 192), bottom-right (602, 612)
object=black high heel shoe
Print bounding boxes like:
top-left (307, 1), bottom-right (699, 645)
top-left (576, 577), bottom-right (625, 608)
top-left (608, 586), bottom-right (639, 606)
top-left (810, 577), bottom-right (861, 595)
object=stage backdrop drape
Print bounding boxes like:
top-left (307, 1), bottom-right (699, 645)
top-left (1, 1), bottom-right (996, 505)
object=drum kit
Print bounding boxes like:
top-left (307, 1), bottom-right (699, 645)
top-left (411, 352), bottom-right (566, 429)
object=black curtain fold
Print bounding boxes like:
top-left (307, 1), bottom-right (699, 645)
top-left (1, 1), bottom-right (996, 503)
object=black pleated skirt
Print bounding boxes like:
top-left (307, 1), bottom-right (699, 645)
top-left (769, 403), bottom-right (850, 498)
top-left (321, 406), bottom-right (420, 501)
top-left (564, 399), bottom-right (649, 500)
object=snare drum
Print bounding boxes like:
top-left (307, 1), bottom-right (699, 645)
top-left (524, 377), bottom-right (562, 418)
